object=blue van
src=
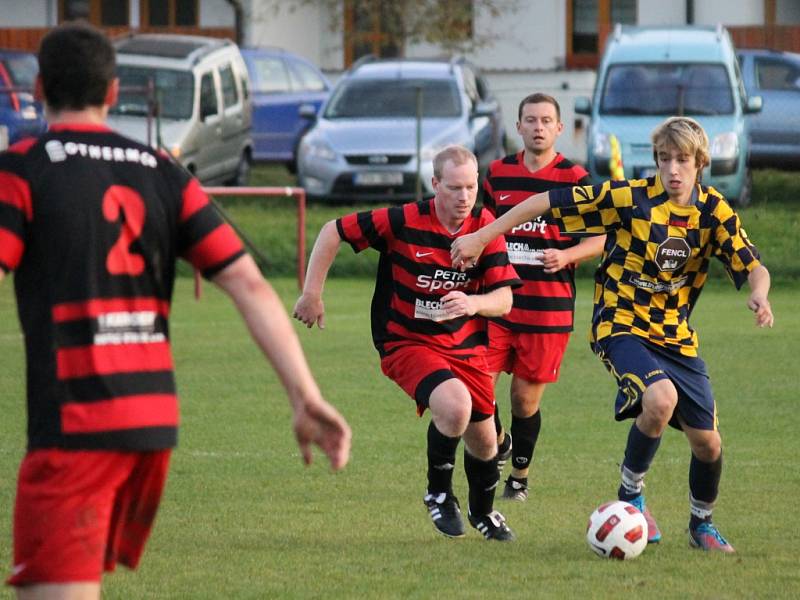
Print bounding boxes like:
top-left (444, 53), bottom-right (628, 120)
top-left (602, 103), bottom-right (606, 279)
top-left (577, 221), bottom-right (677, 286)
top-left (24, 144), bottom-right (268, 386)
top-left (576, 25), bottom-right (762, 206)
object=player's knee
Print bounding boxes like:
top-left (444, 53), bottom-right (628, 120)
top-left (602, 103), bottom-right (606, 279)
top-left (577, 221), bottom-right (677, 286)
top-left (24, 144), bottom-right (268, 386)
top-left (429, 381), bottom-right (471, 435)
top-left (691, 434), bottom-right (722, 462)
top-left (510, 389), bottom-right (541, 417)
top-left (641, 381), bottom-right (677, 425)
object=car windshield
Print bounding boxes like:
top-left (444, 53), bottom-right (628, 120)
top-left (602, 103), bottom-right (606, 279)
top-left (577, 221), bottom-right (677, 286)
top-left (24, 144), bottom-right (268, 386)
top-left (111, 66), bottom-right (194, 120)
top-left (324, 78), bottom-right (461, 118)
top-left (600, 63), bottom-right (735, 116)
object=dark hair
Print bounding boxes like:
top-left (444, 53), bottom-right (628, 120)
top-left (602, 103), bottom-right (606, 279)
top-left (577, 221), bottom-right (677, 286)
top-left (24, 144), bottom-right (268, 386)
top-left (517, 92), bottom-right (561, 121)
top-left (38, 23), bottom-right (116, 111)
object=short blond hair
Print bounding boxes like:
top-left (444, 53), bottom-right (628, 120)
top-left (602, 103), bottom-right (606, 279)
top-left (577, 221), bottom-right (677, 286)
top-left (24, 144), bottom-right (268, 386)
top-left (433, 145), bottom-right (478, 180)
top-left (651, 117), bottom-right (710, 182)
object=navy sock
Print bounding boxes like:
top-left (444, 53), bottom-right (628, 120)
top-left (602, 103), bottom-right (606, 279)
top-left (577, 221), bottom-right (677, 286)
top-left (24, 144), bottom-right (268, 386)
top-left (689, 452), bottom-right (722, 529)
top-left (464, 450), bottom-right (499, 517)
top-left (618, 423), bottom-right (661, 501)
top-left (510, 410), bottom-right (541, 472)
top-left (493, 408), bottom-right (503, 437)
top-left (426, 421), bottom-right (460, 495)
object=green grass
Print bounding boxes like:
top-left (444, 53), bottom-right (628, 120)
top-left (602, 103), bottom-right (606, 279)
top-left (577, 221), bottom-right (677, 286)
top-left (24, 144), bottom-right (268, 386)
top-left (209, 165), bottom-right (800, 281)
top-left (1, 277), bottom-right (798, 599)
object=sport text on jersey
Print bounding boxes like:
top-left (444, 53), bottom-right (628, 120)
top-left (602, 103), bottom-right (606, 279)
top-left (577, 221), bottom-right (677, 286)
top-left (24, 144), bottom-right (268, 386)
top-left (415, 268), bottom-right (471, 291)
top-left (45, 140), bottom-right (158, 168)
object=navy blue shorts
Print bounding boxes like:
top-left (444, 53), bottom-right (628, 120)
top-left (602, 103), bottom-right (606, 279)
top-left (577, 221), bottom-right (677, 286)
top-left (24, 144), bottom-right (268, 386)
top-left (593, 334), bottom-right (717, 431)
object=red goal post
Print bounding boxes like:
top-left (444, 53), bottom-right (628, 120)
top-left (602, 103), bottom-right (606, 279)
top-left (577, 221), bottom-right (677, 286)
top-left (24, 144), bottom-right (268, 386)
top-left (203, 186), bottom-right (307, 290)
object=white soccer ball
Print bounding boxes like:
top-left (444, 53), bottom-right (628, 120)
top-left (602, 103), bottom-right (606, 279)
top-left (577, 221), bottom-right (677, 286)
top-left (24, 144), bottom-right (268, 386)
top-left (586, 500), bottom-right (648, 560)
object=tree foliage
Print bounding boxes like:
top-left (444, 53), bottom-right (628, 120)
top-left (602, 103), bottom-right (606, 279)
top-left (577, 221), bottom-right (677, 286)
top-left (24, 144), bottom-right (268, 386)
top-left (263, 0), bottom-right (520, 55)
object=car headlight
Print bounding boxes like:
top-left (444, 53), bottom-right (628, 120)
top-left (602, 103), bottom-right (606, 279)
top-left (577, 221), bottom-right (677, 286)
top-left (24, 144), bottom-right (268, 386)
top-left (303, 138), bottom-right (338, 162)
top-left (592, 131), bottom-right (611, 158)
top-left (710, 132), bottom-right (738, 160)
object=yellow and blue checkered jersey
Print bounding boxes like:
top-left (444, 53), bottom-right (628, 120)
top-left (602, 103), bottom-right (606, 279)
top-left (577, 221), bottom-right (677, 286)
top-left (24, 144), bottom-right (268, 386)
top-left (548, 175), bottom-right (762, 357)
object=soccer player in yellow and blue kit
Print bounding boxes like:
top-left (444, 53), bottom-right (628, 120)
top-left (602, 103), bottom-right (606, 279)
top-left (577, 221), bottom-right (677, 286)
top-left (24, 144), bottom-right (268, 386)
top-left (450, 116), bottom-right (774, 553)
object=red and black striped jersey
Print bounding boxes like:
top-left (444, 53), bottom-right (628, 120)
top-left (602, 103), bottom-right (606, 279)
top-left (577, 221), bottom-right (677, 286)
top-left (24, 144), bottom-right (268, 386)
top-left (336, 199), bottom-right (521, 358)
top-left (482, 151), bottom-right (592, 332)
top-left (548, 176), bottom-right (762, 356)
top-left (0, 124), bottom-right (244, 450)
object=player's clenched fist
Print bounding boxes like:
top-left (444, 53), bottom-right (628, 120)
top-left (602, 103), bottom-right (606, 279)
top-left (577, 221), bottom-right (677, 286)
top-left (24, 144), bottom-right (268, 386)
top-left (293, 294), bottom-right (326, 329)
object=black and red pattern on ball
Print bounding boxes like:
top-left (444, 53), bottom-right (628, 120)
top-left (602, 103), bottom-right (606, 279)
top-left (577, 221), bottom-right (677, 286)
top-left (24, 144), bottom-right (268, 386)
top-left (594, 514), bottom-right (621, 542)
top-left (610, 547), bottom-right (626, 560)
top-left (624, 525), bottom-right (645, 543)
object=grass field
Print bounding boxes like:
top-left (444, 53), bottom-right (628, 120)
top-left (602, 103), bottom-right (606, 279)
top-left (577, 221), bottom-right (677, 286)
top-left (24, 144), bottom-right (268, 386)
top-left (202, 166), bottom-right (800, 282)
top-left (1, 277), bottom-right (798, 599)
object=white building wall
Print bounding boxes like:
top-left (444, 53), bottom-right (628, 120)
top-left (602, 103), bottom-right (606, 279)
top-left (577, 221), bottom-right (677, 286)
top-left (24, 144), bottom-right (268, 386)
top-left (244, 1), bottom-right (329, 65)
top-left (406, 0), bottom-right (565, 71)
top-left (637, 0), bottom-right (685, 25)
top-left (200, 0), bottom-right (235, 27)
top-left (0, 0), bottom-right (53, 26)
top-left (694, 0), bottom-right (763, 26)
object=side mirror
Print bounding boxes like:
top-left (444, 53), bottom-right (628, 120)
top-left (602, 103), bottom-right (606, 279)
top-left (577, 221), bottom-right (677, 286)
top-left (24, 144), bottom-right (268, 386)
top-left (745, 95), bottom-right (763, 114)
top-left (299, 103), bottom-right (318, 120)
top-left (575, 96), bottom-right (592, 116)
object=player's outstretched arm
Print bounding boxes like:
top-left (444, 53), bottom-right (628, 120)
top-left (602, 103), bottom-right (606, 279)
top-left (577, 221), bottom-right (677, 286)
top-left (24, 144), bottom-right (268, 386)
top-left (293, 220), bottom-right (342, 329)
top-left (213, 254), bottom-right (351, 470)
top-left (451, 191), bottom-right (552, 268)
top-left (542, 234), bottom-right (607, 273)
top-left (746, 265), bottom-right (774, 328)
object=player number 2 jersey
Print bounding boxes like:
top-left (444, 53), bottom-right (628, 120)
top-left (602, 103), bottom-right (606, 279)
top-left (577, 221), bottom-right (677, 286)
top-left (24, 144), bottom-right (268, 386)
top-left (0, 124), bottom-right (244, 450)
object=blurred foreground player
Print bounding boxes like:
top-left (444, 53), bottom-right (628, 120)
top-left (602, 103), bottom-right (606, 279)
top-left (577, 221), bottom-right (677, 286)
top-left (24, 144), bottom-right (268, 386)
top-left (1, 23), bottom-right (350, 599)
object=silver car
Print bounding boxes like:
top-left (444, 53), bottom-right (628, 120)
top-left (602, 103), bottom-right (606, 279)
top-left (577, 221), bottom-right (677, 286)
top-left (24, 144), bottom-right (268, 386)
top-left (297, 58), bottom-right (505, 202)
top-left (108, 34), bottom-right (252, 186)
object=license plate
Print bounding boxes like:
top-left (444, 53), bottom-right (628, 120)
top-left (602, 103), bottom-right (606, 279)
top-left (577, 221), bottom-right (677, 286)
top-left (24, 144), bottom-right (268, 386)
top-left (354, 172), bottom-right (404, 186)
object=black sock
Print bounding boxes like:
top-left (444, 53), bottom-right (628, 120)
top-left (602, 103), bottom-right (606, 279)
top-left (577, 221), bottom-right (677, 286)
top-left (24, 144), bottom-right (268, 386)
top-left (464, 450), bottom-right (499, 517)
top-left (689, 452), bottom-right (722, 529)
top-left (510, 410), bottom-right (541, 472)
top-left (618, 423), bottom-right (661, 501)
top-left (426, 421), bottom-right (460, 495)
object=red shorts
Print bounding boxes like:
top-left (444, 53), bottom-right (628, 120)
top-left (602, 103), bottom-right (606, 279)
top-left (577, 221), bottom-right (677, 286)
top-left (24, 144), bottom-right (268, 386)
top-left (485, 322), bottom-right (570, 383)
top-left (7, 448), bottom-right (171, 586)
top-left (380, 344), bottom-right (495, 417)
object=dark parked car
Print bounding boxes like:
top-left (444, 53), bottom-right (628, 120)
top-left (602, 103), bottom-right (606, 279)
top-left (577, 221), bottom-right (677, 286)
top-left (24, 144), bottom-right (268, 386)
top-left (240, 47), bottom-right (331, 171)
top-left (0, 49), bottom-right (47, 149)
top-left (737, 48), bottom-right (800, 168)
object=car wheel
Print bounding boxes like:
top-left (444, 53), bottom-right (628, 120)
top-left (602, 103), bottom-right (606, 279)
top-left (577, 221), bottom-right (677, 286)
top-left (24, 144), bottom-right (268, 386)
top-left (228, 150), bottom-right (251, 186)
top-left (732, 170), bottom-right (752, 208)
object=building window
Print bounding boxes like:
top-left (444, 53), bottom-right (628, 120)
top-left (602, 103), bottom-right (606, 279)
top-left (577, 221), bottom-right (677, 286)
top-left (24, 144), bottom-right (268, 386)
top-left (60, 0), bottom-right (130, 26)
top-left (567, 0), bottom-right (636, 69)
top-left (142, 0), bottom-right (198, 27)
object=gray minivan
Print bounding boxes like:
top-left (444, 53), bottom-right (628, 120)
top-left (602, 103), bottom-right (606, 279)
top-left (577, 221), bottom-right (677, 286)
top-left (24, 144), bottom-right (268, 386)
top-left (108, 34), bottom-right (252, 185)
top-left (576, 25), bottom-right (762, 206)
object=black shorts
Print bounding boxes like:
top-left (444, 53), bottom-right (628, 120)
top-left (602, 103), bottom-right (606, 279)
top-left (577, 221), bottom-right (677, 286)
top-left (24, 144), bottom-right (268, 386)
top-left (594, 334), bottom-right (717, 431)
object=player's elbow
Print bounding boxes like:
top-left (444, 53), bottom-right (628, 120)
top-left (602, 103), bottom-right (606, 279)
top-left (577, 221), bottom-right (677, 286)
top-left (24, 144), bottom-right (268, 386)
top-left (495, 286), bottom-right (514, 316)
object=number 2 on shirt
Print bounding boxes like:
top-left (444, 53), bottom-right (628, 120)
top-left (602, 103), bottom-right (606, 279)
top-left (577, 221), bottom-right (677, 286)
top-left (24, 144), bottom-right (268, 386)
top-left (103, 185), bottom-right (146, 276)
